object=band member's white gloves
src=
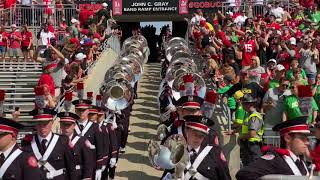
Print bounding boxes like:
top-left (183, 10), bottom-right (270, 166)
top-left (95, 169), bottom-right (102, 180)
top-left (109, 158), bottom-right (117, 168)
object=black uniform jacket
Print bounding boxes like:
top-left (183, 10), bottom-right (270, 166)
top-left (22, 134), bottom-right (77, 180)
top-left (70, 134), bottom-right (94, 179)
top-left (103, 122), bottom-right (119, 158)
top-left (74, 121), bottom-right (104, 169)
top-left (188, 144), bottom-right (231, 180)
top-left (236, 150), bottom-right (298, 180)
top-left (99, 123), bottom-right (110, 162)
top-left (1, 144), bottom-right (41, 180)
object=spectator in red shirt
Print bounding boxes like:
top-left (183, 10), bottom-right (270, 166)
top-left (0, 25), bottom-right (8, 66)
top-left (38, 63), bottom-right (56, 96)
top-left (240, 31), bottom-right (259, 69)
top-left (21, 25), bottom-right (33, 70)
top-left (8, 24), bottom-right (22, 70)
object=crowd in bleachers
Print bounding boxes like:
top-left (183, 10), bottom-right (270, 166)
top-left (184, 0), bottom-right (320, 173)
top-left (0, 2), bottom-right (122, 110)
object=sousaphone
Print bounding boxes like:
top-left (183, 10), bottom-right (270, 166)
top-left (171, 72), bottom-right (206, 101)
top-left (100, 78), bottom-right (132, 111)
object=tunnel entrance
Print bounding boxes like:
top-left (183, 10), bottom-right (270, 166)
top-left (118, 21), bottom-right (188, 62)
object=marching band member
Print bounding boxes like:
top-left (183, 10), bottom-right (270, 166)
top-left (72, 99), bottom-right (105, 179)
top-left (236, 116), bottom-right (311, 179)
top-left (0, 117), bottom-right (41, 179)
top-left (22, 108), bottom-right (77, 180)
top-left (58, 112), bottom-right (94, 179)
top-left (162, 115), bottom-right (231, 180)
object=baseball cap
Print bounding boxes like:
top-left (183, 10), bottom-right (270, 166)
top-left (11, 24), bottom-right (17, 28)
top-left (267, 59), bottom-right (277, 64)
top-left (75, 53), bottom-right (87, 61)
top-left (290, 37), bottom-right (296, 45)
top-left (102, 3), bottom-right (108, 7)
top-left (71, 18), bottom-right (79, 24)
top-left (276, 64), bottom-right (285, 71)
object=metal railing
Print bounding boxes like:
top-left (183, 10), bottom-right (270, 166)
top-left (4, 4), bottom-right (78, 28)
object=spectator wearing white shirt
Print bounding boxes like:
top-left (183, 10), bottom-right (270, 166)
top-left (271, 1), bottom-right (284, 20)
top-left (191, 9), bottom-right (205, 26)
top-left (37, 24), bottom-right (55, 49)
top-left (234, 10), bottom-right (247, 27)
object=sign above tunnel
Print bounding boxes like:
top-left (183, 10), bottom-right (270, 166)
top-left (113, 0), bottom-right (181, 15)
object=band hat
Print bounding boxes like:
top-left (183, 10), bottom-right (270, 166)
top-left (29, 108), bottom-right (56, 121)
top-left (272, 116), bottom-right (310, 135)
top-left (58, 112), bottom-right (79, 123)
top-left (88, 105), bottom-right (101, 114)
top-left (72, 99), bottom-right (92, 109)
top-left (175, 95), bottom-right (204, 109)
top-left (184, 115), bottom-right (210, 135)
top-left (0, 117), bottom-right (24, 135)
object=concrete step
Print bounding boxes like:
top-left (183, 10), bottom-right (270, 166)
top-left (0, 83), bottom-right (37, 87)
top-left (6, 92), bottom-right (35, 95)
top-left (0, 75), bottom-right (39, 78)
top-left (4, 88), bottom-right (34, 91)
top-left (0, 71), bottom-right (42, 75)
top-left (4, 102), bottom-right (34, 106)
top-left (0, 79), bottom-right (39, 82)
top-left (6, 97), bottom-right (35, 101)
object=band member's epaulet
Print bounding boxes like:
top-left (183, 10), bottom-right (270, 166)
top-left (261, 145), bottom-right (290, 156)
top-left (23, 134), bottom-right (33, 142)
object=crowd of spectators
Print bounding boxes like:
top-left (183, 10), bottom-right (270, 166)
top-left (186, 1), bottom-right (320, 160)
top-left (0, 2), bottom-right (121, 111)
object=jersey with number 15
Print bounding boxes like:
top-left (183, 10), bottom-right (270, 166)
top-left (242, 40), bottom-right (256, 67)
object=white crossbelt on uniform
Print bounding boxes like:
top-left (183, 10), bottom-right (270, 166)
top-left (0, 149), bottom-right (23, 178)
top-left (70, 136), bottom-right (81, 170)
top-left (184, 146), bottom-right (212, 180)
top-left (31, 134), bottom-right (65, 179)
top-left (75, 121), bottom-right (96, 149)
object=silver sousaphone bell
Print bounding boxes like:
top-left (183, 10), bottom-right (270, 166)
top-left (171, 72), bottom-right (206, 101)
top-left (165, 44), bottom-right (190, 62)
top-left (116, 56), bottom-right (143, 82)
top-left (104, 64), bottom-right (135, 87)
top-left (165, 57), bottom-right (197, 88)
top-left (100, 79), bottom-right (132, 111)
top-left (120, 47), bottom-right (145, 65)
top-left (148, 134), bottom-right (189, 178)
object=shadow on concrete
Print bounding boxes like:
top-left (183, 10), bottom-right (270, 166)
top-left (140, 80), bottom-right (161, 85)
top-left (136, 101), bottom-right (158, 108)
top-left (129, 131), bottom-right (157, 140)
top-left (134, 108), bottom-right (158, 115)
top-left (140, 85), bottom-right (160, 91)
top-left (116, 170), bottom-right (160, 180)
top-left (139, 91), bottom-right (159, 97)
top-left (131, 113), bottom-right (159, 121)
top-left (138, 96), bottom-right (158, 102)
top-left (119, 153), bottom-right (151, 166)
top-left (131, 122), bottom-right (158, 130)
top-left (126, 141), bottom-right (148, 152)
